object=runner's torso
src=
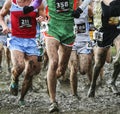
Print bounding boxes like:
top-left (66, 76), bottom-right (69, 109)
top-left (47, 0), bottom-right (74, 21)
top-left (10, 0), bottom-right (37, 38)
top-left (74, 6), bottom-right (89, 37)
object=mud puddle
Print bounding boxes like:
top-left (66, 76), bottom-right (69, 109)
top-left (0, 61), bottom-right (120, 114)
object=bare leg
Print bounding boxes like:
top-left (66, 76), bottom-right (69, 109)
top-left (43, 48), bottom-right (48, 70)
top-left (99, 67), bottom-right (104, 81)
top-left (45, 38), bottom-right (59, 103)
top-left (10, 50), bottom-right (25, 96)
top-left (69, 51), bottom-right (78, 96)
top-left (109, 62), bottom-right (120, 94)
top-left (99, 48), bottom-right (112, 83)
top-left (4, 46), bottom-right (11, 75)
top-left (45, 38), bottom-right (72, 112)
top-left (87, 47), bottom-right (109, 97)
top-left (109, 35), bottom-right (120, 94)
top-left (19, 55), bottom-right (41, 102)
top-left (79, 54), bottom-right (93, 84)
top-left (106, 48), bottom-right (112, 63)
top-left (56, 44), bottom-right (72, 78)
top-left (0, 43), bottom-right (3, 72)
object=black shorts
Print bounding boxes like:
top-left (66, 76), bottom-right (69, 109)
top-left (97, 29), bottom-right (120, 47)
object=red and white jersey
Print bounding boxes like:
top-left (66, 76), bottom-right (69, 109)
top-left (10, 0), bottom-right (37, 38)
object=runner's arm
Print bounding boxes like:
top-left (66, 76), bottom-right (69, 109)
top-left (79, 0), bottom-right (92, 11)
top-left (23, 0), bottom-right (43, 14)
top-left (102, 0), bottom-right (120, 17)
top-left (0, 0), bottom-right (11, 34)
top-left (72, 0), bottom-right (92, 18)
top-left (31, 0), bottom-right (42, 9)
top-left (37, 3), bottom-right (47, 22)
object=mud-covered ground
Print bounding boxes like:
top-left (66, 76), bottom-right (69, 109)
top-left (0, 57), bottom-right (120, 114)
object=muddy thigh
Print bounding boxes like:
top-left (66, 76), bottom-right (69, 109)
top-left (68, 50), bottom-right (79, 72)
top-left (0, 43), bottom-right (3, 50)
top-left (56, 44), bottom-right (72, 78)
top-left (79, 54), bottom-right (92, 75)
top-left (24, 55), bottom-right (41, 76)
top-left (10, 50), bottom-right (25, 78)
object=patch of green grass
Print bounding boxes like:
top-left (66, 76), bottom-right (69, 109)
top-left (111, 46), bottom-right (116, 56)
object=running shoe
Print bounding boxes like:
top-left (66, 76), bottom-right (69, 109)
top-left (18, 100), bottom-right (25, 106)
top-left (9, 77), bottom-right (18, 96)
top-left (109, 84), bottom-right (119, 94)
top-left (49, 102), bottom-right (59, 113)
top-left (72, 94), bottom-right (80, 101)
top-left (8, 67), bottom-right (11, 73)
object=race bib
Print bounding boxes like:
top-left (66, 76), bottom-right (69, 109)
top-left (19, 16), bottom-right (32, 28)
top-left (86, 41), bottom-right (93, 50)
top-left (40, 21), bottom-right (48, 32)
top-left (76, 23), bottom-right (86, 33)
top-left (55, 0), bottom-right (69, 13)
top-left (93, 30), bottom-right (103, 41)
top-left (88, 16), bottom-right (95, 31)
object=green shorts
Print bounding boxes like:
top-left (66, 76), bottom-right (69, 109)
top-left (46, 19), bottom-right (75, 46)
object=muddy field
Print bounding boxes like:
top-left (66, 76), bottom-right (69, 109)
top-left (0, 57), bottom-right (120, 114)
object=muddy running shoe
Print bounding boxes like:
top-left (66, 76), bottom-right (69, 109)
top-left (72, 94), bottom-right (80, 101)
top-left (18, 100), bottom-right (25, 106)
top-left (49, 102), bottom-right (59, 113)
top-left (110, 84), bottom-right (119, 94)
top-left (9, 77), bottom-right (18, 96)
top-left (8, 67), bottom-right (11, 73)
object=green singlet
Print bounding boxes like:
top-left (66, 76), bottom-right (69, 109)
top-left (46, 0), bottom-right (75, 46)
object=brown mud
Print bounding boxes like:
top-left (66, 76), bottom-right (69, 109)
top-left (0, 59), bottom-right (120, 114)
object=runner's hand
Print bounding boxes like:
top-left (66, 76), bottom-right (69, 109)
top-left (2, 26), bottom-right (11, 34)
top-left (36, 16), bottom-right (46, 23)
top-left (71, 7), bottom-right (83, 18)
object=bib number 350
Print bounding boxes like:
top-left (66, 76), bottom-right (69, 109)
top-left (55, 0), bottom-right (69, 13)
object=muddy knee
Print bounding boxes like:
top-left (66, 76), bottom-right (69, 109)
top-left (56, 67), bottom-right (66, 78)
top-left (79, 59), bottom-right (92, 75)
